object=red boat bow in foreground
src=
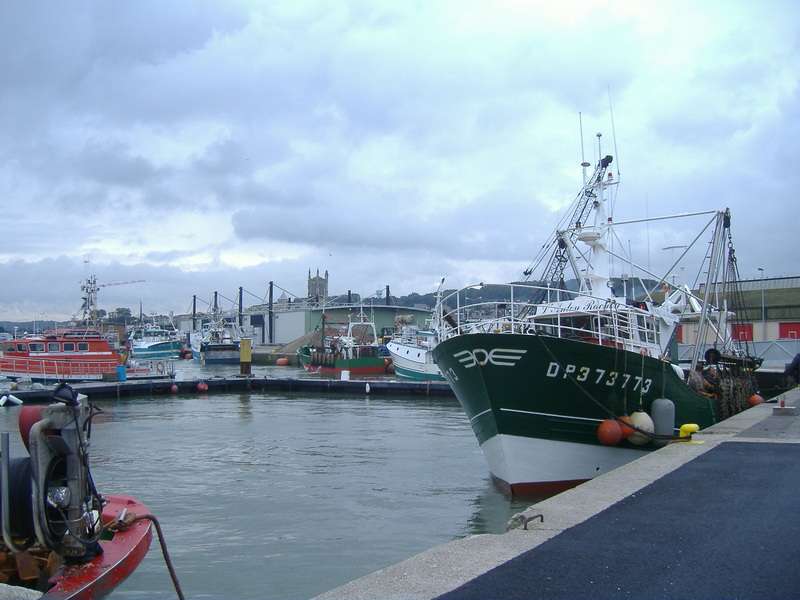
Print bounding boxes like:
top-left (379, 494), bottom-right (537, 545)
top-left (0, 385), bottom-right (166, 599)
top-left (42, 495), bottom-right (153, 600)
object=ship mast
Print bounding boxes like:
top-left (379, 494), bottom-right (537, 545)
top-left (577, 133), bottom-right (615, 300)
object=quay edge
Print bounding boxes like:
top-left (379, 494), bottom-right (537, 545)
top-left (312, 388), bottom-right (800, 600)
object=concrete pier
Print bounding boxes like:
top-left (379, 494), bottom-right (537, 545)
top-left (313, 388), bottom-right (800, 600)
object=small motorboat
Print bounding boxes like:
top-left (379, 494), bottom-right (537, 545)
top-left (0, 384), bottom-right (167, 599)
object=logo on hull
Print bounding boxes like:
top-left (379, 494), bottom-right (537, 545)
top-left (453, 348), bottom-right (527, 368)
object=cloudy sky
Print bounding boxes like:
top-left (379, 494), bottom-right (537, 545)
top-left (0, 0), bottom-right (797, 320)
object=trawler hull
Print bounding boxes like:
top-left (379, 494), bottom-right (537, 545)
top-left (433, 333), bottom-right (718, 495)
top-left (131, 339), bottom-right (183, 360)
top-left (297, 346), bottom-right (390, 376)
top-left (197, 343), bottom-right (240, 364)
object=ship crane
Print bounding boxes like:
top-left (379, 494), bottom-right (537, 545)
top-left (79, 275), bottom-right (145, 325)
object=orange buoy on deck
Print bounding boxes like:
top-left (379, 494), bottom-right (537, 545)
top-left (748, 393), bottom-right (764, 407)
top-left (275, 357), bottom-right (289, 366)
top-left (597, 419), bottom-right (623, 446)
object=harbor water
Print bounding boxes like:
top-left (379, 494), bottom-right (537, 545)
top-left (0, 387), bottom-right (531, 600)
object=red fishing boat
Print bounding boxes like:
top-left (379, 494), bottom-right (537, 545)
top-left (0, 328), bottom-right (172, 382)
top-left (0, 329), bottom-right (122, 382)
top-left (0, 385), bottom-right (175, 599)
top-left (0, 275), bottom-right (174, 383)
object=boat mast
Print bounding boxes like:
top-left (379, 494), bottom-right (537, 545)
top-left (80, 275), bottom-right (99, 327)
top-left (691, 210), bottom-right (728, 370)
top-left (574, 133), bottom-right (615, 300)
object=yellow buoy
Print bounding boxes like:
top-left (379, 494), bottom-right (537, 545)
top-left (679, 423), bottom-right (700, 438)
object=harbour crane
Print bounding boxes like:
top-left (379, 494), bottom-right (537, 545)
top-left (79, 275), bottom-right (145, 325)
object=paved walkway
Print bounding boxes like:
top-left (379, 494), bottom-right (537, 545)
top-left (315, 388), bottom-right (800, 600)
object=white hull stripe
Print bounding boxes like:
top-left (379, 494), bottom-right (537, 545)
top-left (499, 408), bottom-right (604, 423)
top-left (470, 408), bottom-right (492, 422)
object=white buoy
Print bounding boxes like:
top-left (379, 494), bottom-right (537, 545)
top-left (365, 383), bottom-right (371, 394)
top-left (340, 370), bottom-right (350, 381)
top-left (6, 394), bottom-right (22, 405)
top-left (628, 410), bottom-right (654, 445)
top-left (0, 396), bottom-right (6, 407)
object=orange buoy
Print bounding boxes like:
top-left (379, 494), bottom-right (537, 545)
top-left (276, 357), bottom-right (289, 366)
top-left (170, 384), bottom-right (179, 394)
top-left (618, 415), bottom-right (635, 439)
top-left (748, 393), bottom-right (764, 407)
top-left (197, 382), bottom-right (208, 392)
top-left (597, 419), bottom-right (623, 446)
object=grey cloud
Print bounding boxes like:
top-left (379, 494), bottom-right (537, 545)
top-left (0, 1), bottom-right (799, 319)
top-left (231, 188), bottom-right (543, 262)
top-left (71, 140), bottom-right (163, 186)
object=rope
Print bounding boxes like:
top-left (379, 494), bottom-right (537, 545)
top-left (114, 513), bottom-right (186, 600)
top-left (533, 332), bottom-right (684, 442)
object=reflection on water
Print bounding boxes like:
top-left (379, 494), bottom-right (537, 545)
top-left (0, 392), bottom-right (536, 600)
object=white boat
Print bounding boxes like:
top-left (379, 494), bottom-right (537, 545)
top-left (386, 279), bottom-right (446, 381)
top-left (386, 328), bottom-right (443, 381)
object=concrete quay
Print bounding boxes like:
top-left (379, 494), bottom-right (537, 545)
top-left (314, 387), bottom-right (800, 600)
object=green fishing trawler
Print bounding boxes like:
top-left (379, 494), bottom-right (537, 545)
top-left (297, 308), bottom-right (392, 377)
top-left (433, 148), bottom-right (758, 496)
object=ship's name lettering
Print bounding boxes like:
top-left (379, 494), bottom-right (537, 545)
top-left (537, 300), bottom-right (608, 315)
top-left (545, 361), bottom-right (652, 393)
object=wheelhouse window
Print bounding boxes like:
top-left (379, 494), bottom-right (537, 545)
top-left (78, 342), bottom-right (89, 351)
top-left (4, 343), bottom-right (14, 352)
top-left (16, 344), bottom-right (26, 352)
top-left (29, 343), bottom-right (45, 352)
top-left (47, 342), bottom-right (59, 352)
top-left (63, 342), bottom-right (75, 351)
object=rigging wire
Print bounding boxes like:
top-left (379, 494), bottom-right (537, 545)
top-left (242, 288), bottom-right (267, 303)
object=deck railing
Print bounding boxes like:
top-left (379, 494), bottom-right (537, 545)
top-left (437, 282), bottom-right (661, 355)
top-left (0, 357), bottom-right (118, 382)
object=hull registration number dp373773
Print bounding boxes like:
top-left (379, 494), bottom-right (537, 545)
top-left (546, 361), bottom-right (653, 393)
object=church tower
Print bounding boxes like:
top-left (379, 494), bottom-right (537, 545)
top-left (307, 268), bottom-right (329, 301)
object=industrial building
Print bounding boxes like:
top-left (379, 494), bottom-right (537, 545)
top-left (677, 275), bottom-right (800, 370)
top-left (174, 270), bottom-right (432, 348)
